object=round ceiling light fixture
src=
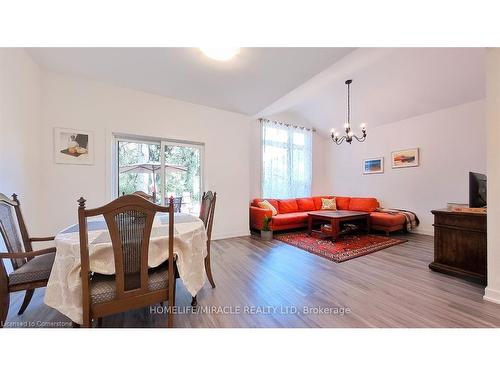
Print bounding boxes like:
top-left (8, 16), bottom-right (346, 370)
top-left (199, 47), bottom-right (240, 61)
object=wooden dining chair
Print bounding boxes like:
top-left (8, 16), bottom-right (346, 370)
top-left (121, 191), bottom-right (155, 202)
top-left (199, 191), bottom-right (217, 288)
top-left (132, 191), bottom-right (155, 202)
top-left (172, 196), bottom-right (183, 213)
top-left (78, 195), bottom-right (176, 328)
top-left (0, 193), bottom-right (56, 327)
top-left (128, 192), bottom-right (180, 211)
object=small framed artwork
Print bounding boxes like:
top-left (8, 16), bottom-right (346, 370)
top-left (363, 157), bottom-right (384, 174)
top-left (391, 148), bottom-right (419, 168)
top-left (54, 127), bottom-right (94, 165)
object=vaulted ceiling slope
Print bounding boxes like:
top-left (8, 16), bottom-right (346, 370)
top-left (259, 48), bottom-right (486, 132)
top-left (26, 47), bottom-right (355, 115)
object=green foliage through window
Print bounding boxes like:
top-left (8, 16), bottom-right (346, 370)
top-left (117, 140), bottom-right (201, 211)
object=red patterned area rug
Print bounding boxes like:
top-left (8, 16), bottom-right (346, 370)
top-left (274, 231), bottom-right (407, 263)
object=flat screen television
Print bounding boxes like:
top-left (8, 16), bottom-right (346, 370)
top-left (469, 172), bottom-right (487, 208)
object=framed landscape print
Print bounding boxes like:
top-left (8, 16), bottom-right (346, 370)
top-left (54, 127), bottom-right (94, 165)
top-left (391, 148), bottom-right (419, 168)
top-left (363, 157), bottom-right (384, 174)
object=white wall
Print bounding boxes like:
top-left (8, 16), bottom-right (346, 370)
top-left (38, 71), bottom-right (252, 239)
top-left (329, 100), bottom-right (486, 235)
top-left (248, 112), bottom-right (333, 199)
top-left (0, 49), bottom-right (42, 233)
top-left (484, 48), bottom-right (500, 304)
top-left (0, 49), bottom-right (488, 243)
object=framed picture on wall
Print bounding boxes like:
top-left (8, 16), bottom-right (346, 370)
top-left (391, 148), bottom-right (419, 168)
top-left (54, 127), bottom-right (94, 165)
top-left (363, 157), bottom-right (384, 174)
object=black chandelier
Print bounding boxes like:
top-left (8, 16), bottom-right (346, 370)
top-left (331, 79), bottom-right (367, 145)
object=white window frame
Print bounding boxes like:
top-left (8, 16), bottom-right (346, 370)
top-left (112, 134), bottom-right (205, 205)
top-left (260, 123), bottom-right (313, 199)
top-left (262, 131), bottom-right (309, 192)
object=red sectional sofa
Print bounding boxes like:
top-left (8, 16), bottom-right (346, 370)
top-left (249, 195), bottom-right (406, 235)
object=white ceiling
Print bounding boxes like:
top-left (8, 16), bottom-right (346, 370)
top-left (26, 47), bottom-right (355, 115)
top-left (26, 47), bottom-right (485, 129)
top-left (260, 48), bottom-right (486, 132)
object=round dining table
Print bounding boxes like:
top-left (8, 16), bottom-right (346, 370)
top-left (44, 213), bottom-right (207, 324)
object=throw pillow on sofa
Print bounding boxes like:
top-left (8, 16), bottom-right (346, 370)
top-left (258, 200), bottom-right (278, 216)
top-left (321, 198), bottom-right (337, 210)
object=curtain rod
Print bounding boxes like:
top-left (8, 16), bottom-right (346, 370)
top-left (259, 118), bottom-right (316, 132)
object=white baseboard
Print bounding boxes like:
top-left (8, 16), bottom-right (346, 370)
top-left (483, 287), bottom-right (500, 304)
top-left (411, 228), bottom-right (434, 236)
top-left (212, 230), bottom-right (250, 241)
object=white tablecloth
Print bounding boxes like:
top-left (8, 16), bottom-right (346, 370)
top-left (44, 213), bottom-right (207, 324)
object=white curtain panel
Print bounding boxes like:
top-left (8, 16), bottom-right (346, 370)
top-left (261, 119), bottom-right (312, 199)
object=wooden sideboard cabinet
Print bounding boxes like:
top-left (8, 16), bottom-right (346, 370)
top-left (430, 209), bottom-right (487, 285)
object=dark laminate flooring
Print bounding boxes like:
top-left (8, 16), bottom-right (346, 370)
top-left (5, 233), bottom-right (500, 328)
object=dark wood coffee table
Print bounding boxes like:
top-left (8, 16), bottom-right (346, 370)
top-left (307, 210), bottom-right (371, 241)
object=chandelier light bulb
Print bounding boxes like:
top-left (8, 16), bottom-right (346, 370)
top-left (344, 123), bottom-right (350, 129)
top-left (335, 132), bottom-right (340, 138)
top-left (360, 123), bottom-right (366, 129)
top-left (331, 128), bottom-right (335, 134)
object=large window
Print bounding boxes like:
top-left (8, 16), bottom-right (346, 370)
top-left (261, 119), bottom-right (312, 198)
top-left (116, 136), bottom-right (203, 214)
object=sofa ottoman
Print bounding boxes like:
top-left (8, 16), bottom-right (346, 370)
top-left (369, 211), bottom-right (406, 235)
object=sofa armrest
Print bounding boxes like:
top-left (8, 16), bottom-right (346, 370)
top-left (250, 206), bottom-right (273, 230)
